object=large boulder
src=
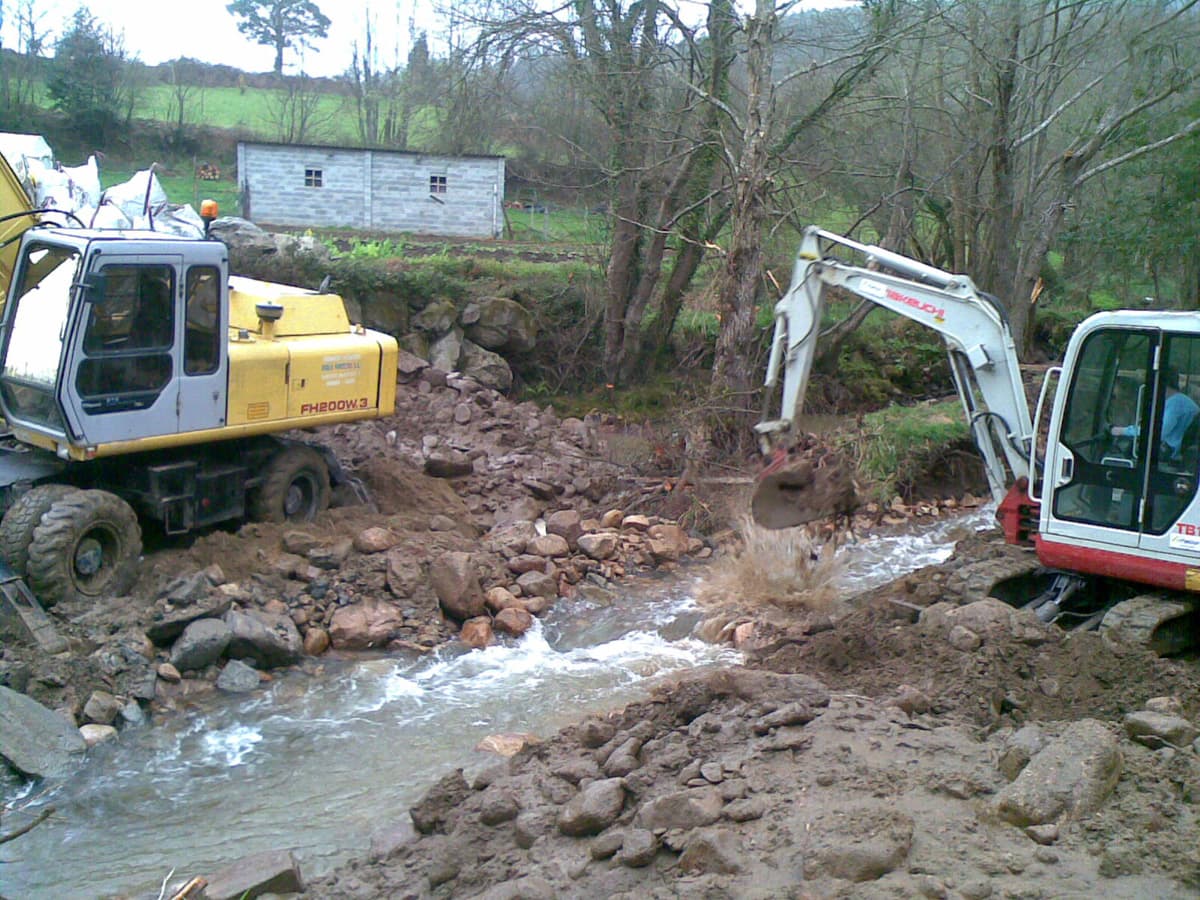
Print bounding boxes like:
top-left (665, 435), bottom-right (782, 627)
top-left (330, 600), bottom-right (405, 650)
top-left (558, 778), bottom-right (626, 836)
top-left (222, 610), bottom-right (303, 669)
top-left (430, 551), bottom-right (486, 621)
top-left (357, 291), bottom-right (410, 336)
top-left (412, 298), bottom-right (459, 334)
top-left (0, 684), bottom-right (87, 778)
top-left (170, 618), bottom-right (232, 672)
top-left (994, 719), bottom-right (1122, 826)
top-left (464, 297), bottom-right (537, 353)
top-left (208, 217), bottom-right (276, 265)
top-left (459, 340), bottom-right (513, 392)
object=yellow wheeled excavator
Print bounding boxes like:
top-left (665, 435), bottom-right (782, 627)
top-left (0, 151), bottom-right (398, 608)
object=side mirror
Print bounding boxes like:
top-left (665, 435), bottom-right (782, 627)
top-left (81, 271), bottom-right (108, 303)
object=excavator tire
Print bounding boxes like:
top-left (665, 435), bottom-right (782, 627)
top-left (25, 489), bottom-right (142, 607)
top-left (0, 484), bottom-right (83, 577)
top-left (249, 445), bottom-right (331, 524)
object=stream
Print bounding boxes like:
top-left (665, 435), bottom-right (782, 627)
top-left (1, 506), bottom-right (995, 898)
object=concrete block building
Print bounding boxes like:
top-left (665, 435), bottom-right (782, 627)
top-left (237, 142), bottom-right (505, 237)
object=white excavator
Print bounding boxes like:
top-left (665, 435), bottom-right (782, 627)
top-left (752, 226), bottom-right (1200, 653)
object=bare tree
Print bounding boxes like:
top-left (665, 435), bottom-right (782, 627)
top-left (267, 69), bottom-right (333, 143)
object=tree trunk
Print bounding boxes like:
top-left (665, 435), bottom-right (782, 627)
top-left (710, 0), bottom-right (775, 426)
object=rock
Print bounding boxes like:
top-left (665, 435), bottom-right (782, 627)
top-left (621, 514), bottom-right (651, 531)
top-left (330, 600), bottom-right (404, 650)
top-left (995, 719), bottom-right (1122, 826)
top-left (475, 733), bottom-right (538, 756)
top-left (395, 348), bottom-right (429, 380)
top-left (145, 577), bottom-right (232, 645)
top-left (303, 627), bottom-right (331, 656)
top-left (802, 803), bottom-right (914, 882)
top-left (1123, 710), bottom-right (1198, 748)
top-left (635, 787), bottom-right (723, 831)
top-left (577, 719), bottom-right (616, 749)
top-left (516, 570), bottom-right (557, 600)
top-left (558, 778), bottom-right (626, 837)
top-left (453, 402), bottom-right (473, 425)
top-left (1025, 824), bottom-right (1059, 845)
top-left (464, 296), bottom-right (537, 353)
top-left (494, 607), bottom-right (534, 637)
top-left (999, 725), bottom-right (1047, 781)
top-left (485, 586), bottom-right (522, 612)
top-left (216, 659), bottom-right (261, 693)
top-left (600, 509), bottom-right (624, 529)
top-left (223, 610), bottom-right (303, 668)
top-left (589, 831), bottom-right (624, 860)
top-left (545, 509), bottom-right (583, 548)
top-left (203, 848), bottom-right (304, 900)
top-left (724, 797), bottom-right (768, 822)
top-left (0, 684), bottom-right (88, 778)
top-left (677, 828), bottom-right (743, 875)
top-left (485, 521), bottom-right (538, 555)
top-left (430, 551), bottom-right (486, 620)
top-left (209, 216), bottom-right (276, 260)
top-left (527, 534), bottom-right (570, 557)
top-left (369, 819), bottom-right (417, 858)
top-left (282, 530), bottom-right (321, 555)
top-left (647, 523), bottom-right (689, 561)
top-left (479, 791), bottom-right (521, 826)
top-left (1144, 696), bottom-right (1183, 715)
top-left (474, 876), bottom-right (555, 900)
top-left (82, 690), bottom-right (123, 726)
top-left (459, 339), bottom-right (514, 392)
top-left (948, 624), bottom-right (982, 651)
top-left (170, 618), bottom-right (232, 672)
top-left (429, 514), bottom-right (458, 532)
top-left (424, 451), bottom-right (475, 478)
top-left (410, 768), bottom-right (471, 834)
top-left (616, 828), bottom-right (658, 867)
top-left (507, 554), bottom-right (548, 574)
top-left (80, 723), bottom-right (118, 747)
top-left (603, 737), bottom-right (643, 777)
top-left (494, 498), bottom-right (544, 528)
top-left (430, 327), bottom-right (465, 372)
top-left (413, 298), bottom-right (459, 334)
top-left (308, 538), bottom-right (353, 570)
top-left (350, 528), bottom-right (398, 556)
top-left (156, 662), bottom-right (182, 683)
top-left (521, 596), bottom-right (552, 616)
top-left (578, 532), bottom-right (618, 561)
top-left (461, 617), bottom-right (494, 649)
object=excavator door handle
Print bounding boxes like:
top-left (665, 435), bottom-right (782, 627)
top-left (1060, 456), bottom-right (1074, 483)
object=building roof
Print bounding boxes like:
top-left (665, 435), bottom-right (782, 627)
top-left (238, 140), bottom-right (505, 162)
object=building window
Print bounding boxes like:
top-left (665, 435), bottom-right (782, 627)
top-left (430, 174), bottom-right (447, 195)
top-left (305, 167), bottom-right (323, 188)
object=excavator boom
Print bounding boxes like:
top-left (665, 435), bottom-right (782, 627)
top-left (757, 226), bottom-right (1034, 514)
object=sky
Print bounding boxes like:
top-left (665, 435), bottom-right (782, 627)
top-left (1, 0), bottom-right (860, 79)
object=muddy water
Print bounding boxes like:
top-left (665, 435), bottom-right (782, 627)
top-left (1, 507), bottom-right (995, 898)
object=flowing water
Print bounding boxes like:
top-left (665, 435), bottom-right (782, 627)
top-left (1, 506), bottom-right (995, 898)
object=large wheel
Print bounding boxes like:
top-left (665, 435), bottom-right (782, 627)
top-left (26, 489), bottom-right (142, 607)
top-left (0, 484), bottom-right (83, 577)
top-left (249, 445), bottom-right (331, 523)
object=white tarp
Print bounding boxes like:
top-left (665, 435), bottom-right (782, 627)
top-left (0, 132), bottom-right (204, 238)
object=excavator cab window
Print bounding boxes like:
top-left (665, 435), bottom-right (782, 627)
top-left (184, 265), bottom-right (221, 375)
top-left (75, 263), bottom-right (175, 408)
top-left (1054, 328), bottom-right (1154, 530)
top-left (1144, 336), bottom-right (1200, 533)
top-left (0, 243), bottom-right (78, 430)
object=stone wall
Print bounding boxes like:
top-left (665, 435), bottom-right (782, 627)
top-left (237, 142), bottom-right (504, 238)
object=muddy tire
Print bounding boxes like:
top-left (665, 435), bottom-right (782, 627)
top-left (249, 445), bottom-right (331, 523)
top-left (0, 484), bottom-right (83, 577)
top-left (26, 489), bottom-right (142, 607)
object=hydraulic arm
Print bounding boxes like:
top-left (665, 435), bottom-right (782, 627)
top-left (758, 226), bottom-right (1034, 504)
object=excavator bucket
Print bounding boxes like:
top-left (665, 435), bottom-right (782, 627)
top-left (751, 449), bottom-right (858, 530)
